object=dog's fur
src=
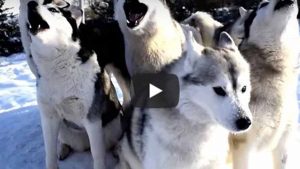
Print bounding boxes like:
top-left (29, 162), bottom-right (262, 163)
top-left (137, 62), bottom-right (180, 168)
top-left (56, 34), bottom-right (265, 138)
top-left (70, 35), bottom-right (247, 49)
top-left (185, 0), bottom-right (300, 168)
top-left (78, 18), bottom-right (131, 105)
top-left (183, 11), bottom-right (223, 47)
top-left (19, 0), bottom-right (43, 77)
top-left (22, 1), bottom-right (123, 169)
top-left (114, 0), bottom-right (202, 76)
top-left (116, 32), bottom-right (252, 169)
top-left (20, 0), bottom-right (131, 105)
top-left (231, 1), bottom-right (300, 168)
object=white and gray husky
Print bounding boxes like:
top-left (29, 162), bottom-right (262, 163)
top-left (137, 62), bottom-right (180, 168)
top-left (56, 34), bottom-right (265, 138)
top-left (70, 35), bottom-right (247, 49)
top-left (116, 32), bottom-right (252, 169)
top-left (185, 0), bottom-right (300, 168)
top-left (22, 1), bottom-right (122, 169)
top-left (114, 0), bottom-right (202, 76)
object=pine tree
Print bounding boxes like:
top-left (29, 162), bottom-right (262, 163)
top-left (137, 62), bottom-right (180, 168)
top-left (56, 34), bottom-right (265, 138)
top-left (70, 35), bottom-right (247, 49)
top-left (0, 0), bottom-right (22, 56)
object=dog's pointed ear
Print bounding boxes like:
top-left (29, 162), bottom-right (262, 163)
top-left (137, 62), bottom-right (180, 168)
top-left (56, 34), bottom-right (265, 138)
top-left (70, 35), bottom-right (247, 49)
top-left (54, 0), bottom-right (70, 9)
top-left (239, 7), bottom-right (247, 17)
top-left (186, 31), bottom-right (204, 54)
top-left (70, 6), bottom-right (83, 27)
top-left (218, 31), bottom-right (237, 50)
top-left (184, 31), bottom-right (204, 69)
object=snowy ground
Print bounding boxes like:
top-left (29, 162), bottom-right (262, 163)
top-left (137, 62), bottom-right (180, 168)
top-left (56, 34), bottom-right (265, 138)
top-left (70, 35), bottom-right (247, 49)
top-left (0, 54), bottom-right (300, 169)
top-left (0, 54), bottom-right (104, 169)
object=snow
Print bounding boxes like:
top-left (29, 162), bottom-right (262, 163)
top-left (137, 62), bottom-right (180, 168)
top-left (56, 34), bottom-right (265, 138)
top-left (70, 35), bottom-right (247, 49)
top-left (0, 54), bottom-right (117, 169)
top-left (0, 53), bottom-right (299, 169)
top-left (0, 54), bottom-right (36, 114)
top-left (0, 55), bottom-right (90, 169)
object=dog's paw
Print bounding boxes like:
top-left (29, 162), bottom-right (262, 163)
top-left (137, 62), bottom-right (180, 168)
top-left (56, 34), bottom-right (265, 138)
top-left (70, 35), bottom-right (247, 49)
top-left (58, 143), bottom-right (73, 161)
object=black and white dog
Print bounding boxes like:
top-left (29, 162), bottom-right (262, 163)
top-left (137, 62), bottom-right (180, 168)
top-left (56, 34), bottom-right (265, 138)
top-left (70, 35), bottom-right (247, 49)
top-left (20, 0), bottom-right (125, 169)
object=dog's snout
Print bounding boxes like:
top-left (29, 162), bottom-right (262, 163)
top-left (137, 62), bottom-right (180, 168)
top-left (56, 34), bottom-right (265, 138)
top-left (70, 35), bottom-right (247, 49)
top-left (28, 1), bottom-right (39, 10)
top-left (235, 117), bottom-right (251, 131)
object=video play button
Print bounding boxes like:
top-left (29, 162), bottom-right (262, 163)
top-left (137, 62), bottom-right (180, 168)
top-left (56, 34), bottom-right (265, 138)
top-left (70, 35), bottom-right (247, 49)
top-left (149, 84), bottom-right (162, 98)
top-left (131, 73), bottom-right (179, 108)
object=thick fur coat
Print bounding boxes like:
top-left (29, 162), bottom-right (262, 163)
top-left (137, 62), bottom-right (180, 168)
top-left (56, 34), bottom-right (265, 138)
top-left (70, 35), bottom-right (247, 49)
top-left (116, 32), bottom-right (252, 169)
top-left (184, 0), bottom-right (300, 168)
top-left (114, 0), bottom-right (202, 76)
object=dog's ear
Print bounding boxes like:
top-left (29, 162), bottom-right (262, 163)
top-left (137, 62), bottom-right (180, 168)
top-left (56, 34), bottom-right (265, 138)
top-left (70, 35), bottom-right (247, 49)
top-left (184, 31), bottom-right (204, 69)
top-left (53, 0), bottom-right (70, 9)
top-left (186, 31), bottom-right (204, 54)
top-left (218, 31), bottom-right (237, 50)
top-left (239, 7), bottom-right (247, 17)
top-left (69, 6), bottom-right (83, 27)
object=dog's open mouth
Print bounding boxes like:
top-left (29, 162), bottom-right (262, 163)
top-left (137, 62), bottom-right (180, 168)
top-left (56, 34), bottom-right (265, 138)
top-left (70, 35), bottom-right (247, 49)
top-left (27, 1), bottom-right (50, 35)
top-left (124, 1), bottom-right (148, 28)
top-left (275, 0), bottom-right (295, 10)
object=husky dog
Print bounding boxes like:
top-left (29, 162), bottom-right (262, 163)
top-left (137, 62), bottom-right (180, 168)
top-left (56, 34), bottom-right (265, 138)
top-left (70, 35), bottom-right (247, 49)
top-left (114, 0), bottom-right (202, 76)
top-left (186, 0), bottom-right (300, 168)
top-left (25, 1), bottom-right (123, 169)
top-left (20, 0), bottom-right (131, 105)
top-left (230, 1), bottom-right (300, 169)
top-left (183, 11), bottom-right (223, 47)
top-left (116, 32), bottom-right (252, 169)
top-left (183, 8), bottom-right (255, 48)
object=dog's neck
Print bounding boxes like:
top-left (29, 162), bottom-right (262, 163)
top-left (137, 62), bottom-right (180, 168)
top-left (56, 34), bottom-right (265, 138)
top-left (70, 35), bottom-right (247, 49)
top-left (241, 26), bottom-right (299, 73)
top-left (147, 107), bottom-right (228, 157)
top-left (149, 104), bottom-right (221, 134)
top-left (32, 41), bottom-right (99, 79)
top-left (123, 20), bottom-right (186, 75)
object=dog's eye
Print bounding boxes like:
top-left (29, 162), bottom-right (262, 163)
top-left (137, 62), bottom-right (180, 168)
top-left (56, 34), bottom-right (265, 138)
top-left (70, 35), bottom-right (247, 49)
top-left (241, 86), bottom-right (247, 93)
top-left (48, 7), bottom-right (59, 13)
top-left (259, 2), bottom-right (269, 9)
top-left (213, 87), bottom-right (227, 97)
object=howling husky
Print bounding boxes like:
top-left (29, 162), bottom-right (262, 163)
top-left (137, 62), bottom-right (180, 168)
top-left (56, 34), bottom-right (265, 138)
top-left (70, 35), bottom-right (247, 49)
top-left (116, 32), bottom-right (252, 169)
top-left (20, 0), bottom-right (131, 105)
top-left (114, 0), bottom-right (202, 76)
top-left (23, 1), bottom-right (122, 169)
top-left (231, 1), bottom-right (300, 168)
top-left (185, 0), bottom-right (300, 168)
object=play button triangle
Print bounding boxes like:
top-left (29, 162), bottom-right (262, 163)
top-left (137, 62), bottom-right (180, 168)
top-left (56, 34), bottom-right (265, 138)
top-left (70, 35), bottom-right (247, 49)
top-left (149, 84), bottom-right (162, 99)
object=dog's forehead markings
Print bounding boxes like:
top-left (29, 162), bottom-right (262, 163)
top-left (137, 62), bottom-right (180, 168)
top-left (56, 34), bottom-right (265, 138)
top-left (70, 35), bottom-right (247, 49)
top-left (222, 50), bottom-right (239, 90)
top-left (228, 62), bottom-right (237, 90)
top-left (183, 48), bottom-right (226, 85)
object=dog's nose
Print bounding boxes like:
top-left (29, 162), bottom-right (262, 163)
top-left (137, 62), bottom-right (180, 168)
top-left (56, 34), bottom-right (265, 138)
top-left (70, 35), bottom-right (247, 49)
top-left (28, 1), bottom-right (39, 10)
top-left (235, 117), bottom-right (251, 130)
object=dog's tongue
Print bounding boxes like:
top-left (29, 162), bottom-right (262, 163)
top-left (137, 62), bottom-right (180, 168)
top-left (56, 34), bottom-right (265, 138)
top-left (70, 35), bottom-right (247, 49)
top-left (128, 12), bottom-right (142, 22)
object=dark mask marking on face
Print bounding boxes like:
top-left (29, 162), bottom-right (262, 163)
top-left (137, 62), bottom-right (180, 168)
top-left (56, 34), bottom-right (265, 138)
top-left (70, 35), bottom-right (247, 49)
top-left (27, 1), bottom-right (50, 35)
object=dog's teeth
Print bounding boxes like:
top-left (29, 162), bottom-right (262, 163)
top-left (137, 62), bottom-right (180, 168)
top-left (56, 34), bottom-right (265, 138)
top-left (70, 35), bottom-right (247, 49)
top-left (127, 20), bottom-right (130, 24)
